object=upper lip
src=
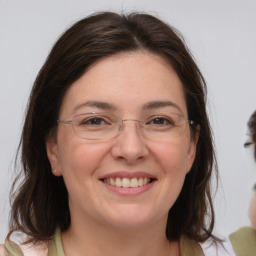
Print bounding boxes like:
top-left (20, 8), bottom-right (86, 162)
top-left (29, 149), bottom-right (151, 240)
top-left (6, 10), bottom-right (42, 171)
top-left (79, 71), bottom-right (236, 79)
top-left (98, 171), bottom-right (157, 180)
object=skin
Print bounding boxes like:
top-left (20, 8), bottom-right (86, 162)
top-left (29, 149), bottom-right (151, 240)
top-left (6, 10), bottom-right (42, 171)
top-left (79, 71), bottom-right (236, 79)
top-left (249, 190), bottom-right (256, 230)
top-left (47, 51), bottom-right (198, 256)
top-left (248, 145), bottom-right (256, 230)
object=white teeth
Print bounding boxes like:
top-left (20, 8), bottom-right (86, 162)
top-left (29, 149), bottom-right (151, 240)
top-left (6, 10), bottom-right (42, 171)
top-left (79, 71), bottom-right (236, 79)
top-left (103, 177), bottom-right (152, 188)
top-left (116, 177), bottom-right (122, 187)
top-left (130, 178), bottom-right (138, 188)
top-left (122, 178), bottom-right (130, 188)
top-left (110, 177), bottom-right (115, 185)
top-left (138, 177), bottom-right (143, 186)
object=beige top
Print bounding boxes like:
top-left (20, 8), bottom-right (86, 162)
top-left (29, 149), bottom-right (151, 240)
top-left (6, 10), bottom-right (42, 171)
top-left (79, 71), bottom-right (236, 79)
top-left (0, 229), bottom-right (205, 256)
top-left (229, 226), bottom-right (256, 256)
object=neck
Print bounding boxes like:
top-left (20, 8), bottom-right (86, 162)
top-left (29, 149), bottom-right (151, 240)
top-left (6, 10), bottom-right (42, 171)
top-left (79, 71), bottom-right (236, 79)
top-left (61, 217), bottom-right (180, 256)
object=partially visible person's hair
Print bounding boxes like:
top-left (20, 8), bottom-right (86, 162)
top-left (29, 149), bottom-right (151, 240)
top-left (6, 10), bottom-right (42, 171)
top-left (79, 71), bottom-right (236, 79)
top-left (244, 111), bottom-right (256, 161)
top-left (9, 11), bottom-right (218, 243)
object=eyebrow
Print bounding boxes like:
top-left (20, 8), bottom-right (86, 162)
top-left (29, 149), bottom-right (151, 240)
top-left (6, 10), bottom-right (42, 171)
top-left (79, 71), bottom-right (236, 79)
top-left (72, 100), bottom-right (183, 114)
top-left (143, 100), bottom-right (183, 113)
top-left (73, 101), bottom-right (117, 113)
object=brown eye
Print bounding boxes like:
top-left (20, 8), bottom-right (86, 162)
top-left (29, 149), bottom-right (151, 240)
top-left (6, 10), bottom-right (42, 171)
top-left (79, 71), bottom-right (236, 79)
top-left (151, 117), bottom-right (173, 125)
top-left (77, 116), bottom-right (111, 127)
top-left (82, 117), bottom-right (106, 126)
top-left (145, 116), bottom-right (176, 129)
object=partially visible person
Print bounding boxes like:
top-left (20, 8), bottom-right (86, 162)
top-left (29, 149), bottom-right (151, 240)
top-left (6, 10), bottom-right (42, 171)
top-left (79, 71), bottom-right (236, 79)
top-left (247, 111), bottom-right (256, 231)
top-left (249, 183), bottom-right (256, 230)
top-left (229, 110), bottom-right (256, 256)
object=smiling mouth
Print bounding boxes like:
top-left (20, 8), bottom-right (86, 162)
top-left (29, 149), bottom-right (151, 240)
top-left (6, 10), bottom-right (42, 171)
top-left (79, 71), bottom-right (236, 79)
top-left (100, 177), bottom-right (155, 188)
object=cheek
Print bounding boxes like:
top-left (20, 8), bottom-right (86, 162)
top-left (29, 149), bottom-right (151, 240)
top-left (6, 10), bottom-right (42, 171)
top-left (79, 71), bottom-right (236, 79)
top-left (149, 140), bottom-right (190, 213)
top-left (57, 133), bottom-right (110, 179)
top-left (249, 192), bottom-right (256, 229)
top-left (151, 139), bottom-right (190, 174)
top-left (57, 139), bottom-right (112, 206)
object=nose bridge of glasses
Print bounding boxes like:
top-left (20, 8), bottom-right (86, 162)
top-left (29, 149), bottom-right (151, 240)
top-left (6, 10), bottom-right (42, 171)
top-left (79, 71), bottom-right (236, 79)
top-left (122, 118), bottom-right (141, 123)
top-left (122, 118), bottom-right (141, 126)
top-left (120, 119), bottom-right (142, 133)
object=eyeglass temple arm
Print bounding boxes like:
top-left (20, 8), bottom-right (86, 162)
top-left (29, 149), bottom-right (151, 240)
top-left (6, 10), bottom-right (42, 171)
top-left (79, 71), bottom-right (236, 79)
top-left (57, 120), bottom-right (72, 124)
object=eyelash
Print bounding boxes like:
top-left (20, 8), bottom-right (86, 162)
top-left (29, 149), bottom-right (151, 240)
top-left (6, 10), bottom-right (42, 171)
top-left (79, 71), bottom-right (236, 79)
top-left (78, 115), bottom-right (177, 127)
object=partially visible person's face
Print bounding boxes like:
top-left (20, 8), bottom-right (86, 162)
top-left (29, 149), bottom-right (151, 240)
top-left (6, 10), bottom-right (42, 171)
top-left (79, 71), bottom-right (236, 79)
top-left (248, 142), bottom-right (256, 230)
top-left (249, 185), bottom-right (256, 230)
top-left (47, 51), bottom-right (198, 230)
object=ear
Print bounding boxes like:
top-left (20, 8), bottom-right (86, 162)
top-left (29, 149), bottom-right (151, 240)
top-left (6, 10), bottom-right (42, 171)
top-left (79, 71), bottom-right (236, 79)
top-left (186, 125), bottom-right (200, 173)
top-left (46, 137), bottom-right (62, 177)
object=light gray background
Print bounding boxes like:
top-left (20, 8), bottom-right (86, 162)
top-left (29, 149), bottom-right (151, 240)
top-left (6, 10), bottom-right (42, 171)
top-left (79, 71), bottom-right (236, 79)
top-left (0, 0), bottom-right (255, 241)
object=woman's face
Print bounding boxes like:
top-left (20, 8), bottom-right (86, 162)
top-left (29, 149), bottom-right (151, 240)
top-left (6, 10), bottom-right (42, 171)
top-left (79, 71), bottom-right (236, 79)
top-left (47, 51), bottom-right (198, 230)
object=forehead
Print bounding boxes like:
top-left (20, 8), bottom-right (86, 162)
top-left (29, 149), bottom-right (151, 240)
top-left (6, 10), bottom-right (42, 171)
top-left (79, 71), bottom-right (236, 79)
top-left (59, 51), bottom-right (187, 118)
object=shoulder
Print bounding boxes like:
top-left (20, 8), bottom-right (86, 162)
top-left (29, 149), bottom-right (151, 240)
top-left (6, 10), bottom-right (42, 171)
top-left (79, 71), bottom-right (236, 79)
top-left (1, 238), bottom-right (48, 256)
top-left (229, 226), bottom-right (256, 256)
top-left (180, 236), bottom-right (205, 256)
top-left (180, 235), bottom-right (236, 256)
top-left (0, 244), bottom-right (8, 256)
top-left (200, 237), bottom-right (236, 256)
top-left (0, 241), bottom-right (22, 256)
top-left (1, 228), bottom-right (62, 256)
top-left (229, 226), bottom-right (256, 240)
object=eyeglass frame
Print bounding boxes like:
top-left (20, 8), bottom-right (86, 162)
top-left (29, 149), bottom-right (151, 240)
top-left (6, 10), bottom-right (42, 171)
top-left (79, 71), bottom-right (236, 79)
top-left (57, 112), bottom-right (195, 141)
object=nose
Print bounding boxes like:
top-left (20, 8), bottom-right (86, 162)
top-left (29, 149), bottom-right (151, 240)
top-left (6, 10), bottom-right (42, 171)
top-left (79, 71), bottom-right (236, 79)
top-left (111, 120), bottom-right (149, 163)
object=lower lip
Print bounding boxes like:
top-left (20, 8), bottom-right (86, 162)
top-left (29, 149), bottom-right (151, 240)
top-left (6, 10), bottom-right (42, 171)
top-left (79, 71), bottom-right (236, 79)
top-left (101, 181), bottom-right (155, 196)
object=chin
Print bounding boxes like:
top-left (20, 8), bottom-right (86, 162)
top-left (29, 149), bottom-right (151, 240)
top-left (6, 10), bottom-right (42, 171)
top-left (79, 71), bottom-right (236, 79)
top-left (103, 207), bottom-right (159, 228)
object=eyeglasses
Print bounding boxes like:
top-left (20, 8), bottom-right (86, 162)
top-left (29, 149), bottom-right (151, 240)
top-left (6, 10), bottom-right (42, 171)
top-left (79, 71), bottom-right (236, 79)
top-left (57, 112), bottom-right (194, 141)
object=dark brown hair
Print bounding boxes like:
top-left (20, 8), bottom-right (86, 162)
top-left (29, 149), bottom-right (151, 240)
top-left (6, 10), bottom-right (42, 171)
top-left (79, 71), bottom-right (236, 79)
top-left (9, 11), bottom-right (218, 243)
top-left (244, 110), bottom-right (256, 161)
